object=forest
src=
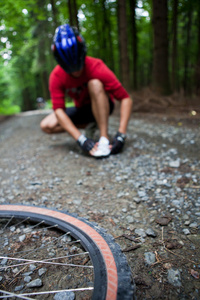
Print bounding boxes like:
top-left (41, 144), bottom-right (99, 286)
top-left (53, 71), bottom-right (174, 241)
top-left (0, 0), bottom-right (199, 114)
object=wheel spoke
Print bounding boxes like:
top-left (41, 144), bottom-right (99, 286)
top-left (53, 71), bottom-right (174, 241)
top-left (0, 255), bottom-right (93, 269)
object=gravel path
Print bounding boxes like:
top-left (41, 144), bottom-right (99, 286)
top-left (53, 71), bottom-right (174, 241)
top-left (0, 111), bottom-right (200, 299)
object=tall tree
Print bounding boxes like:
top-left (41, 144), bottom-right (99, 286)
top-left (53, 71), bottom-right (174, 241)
top-left (31, 1), bottom-right (51, 102)
top-left (195, 1), bottom-right (200, 96)
top-left (183, 2), bottom-right (193, 95)
top-left (171, 0), bottom-right (178, 92)
top-left (50, 0), bottom-right (59, 30)
top-left (152, 0), bottom-right (170, 94)
top-left (117, 0), bottom-right (130, 90)
top-left (68, 0), bottom-right (79, 29)
top-left (129, 0), bottom-right (138, 89)
top-left (101, 0), bottom-right (115, 71)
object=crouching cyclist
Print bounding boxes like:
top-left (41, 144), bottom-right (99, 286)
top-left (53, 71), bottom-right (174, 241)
top-left (40, 24), bottom-right (133, 158)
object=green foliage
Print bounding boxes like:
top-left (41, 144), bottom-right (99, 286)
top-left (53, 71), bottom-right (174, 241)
top-left (0, 61), bottom-right (8, 100)
top-left (0, 0), bottom-right (199, 115)
top-left (0, 99), bottom-right (20, 115)
top-left (45, 99), bottom-right (74, 109)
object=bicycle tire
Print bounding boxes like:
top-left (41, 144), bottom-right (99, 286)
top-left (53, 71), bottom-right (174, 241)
top-left (0, 204), bottom-right (135, 300)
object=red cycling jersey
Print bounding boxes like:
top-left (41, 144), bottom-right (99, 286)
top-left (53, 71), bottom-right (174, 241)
top-left (49, 56), bottom-right (129, 110)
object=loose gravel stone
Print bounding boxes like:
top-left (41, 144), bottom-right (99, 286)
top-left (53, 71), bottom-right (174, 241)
top-left (169, 160), bottom-right (181, 168)
top-left (26, 278), bottom-right (42, 288)
top-left (133, 198), bottom-right (141, 204)
top-left (24, 276), bottom-right (32, 283)
top-left (135, 228), bottom-right (146, 238)
top-left (167, 269), bottom-right (181, 287)
top-left (1, 258), bottom-right (8, 266)
top-left (19, 234), bottom-right (26, 242)
top-left (189, 222), bottom-right (198, 228)
top-left (10, 226), bottom-right (15, 232)
top-left (184, 221), bottom-right (190, 225)
top-left (54, 291), bottom-right (75, 300)
top-left (144, 252), bottom-right (156, 265)
top-left (73, 199), bottom-right (82, 205)
top-left (126, 215), bottom-right (134, 223)
top-left (137, 191), bottom-right (146, 198)
top-left (29, 264), bottom-right (37, 271)
top-left (14, 285), bottom-right (24, 292)
top-left (183, 228), bottom-right (190, 235)
top-left (12, 268), bottom-right (19, 274)
top-left (38, 268), bottom-right (47, 276)
top-left (23, 272), bottom-right (33, 276)
top-left (134, 212), bottom-right (141, 218)
top-left (145, 228), bottom-right (157, 237)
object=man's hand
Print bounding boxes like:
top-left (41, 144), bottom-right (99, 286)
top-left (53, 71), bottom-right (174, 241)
top-left (77, 134), bottom-right (95, 153)
top-left (111, 131), bottom-right (126, 154)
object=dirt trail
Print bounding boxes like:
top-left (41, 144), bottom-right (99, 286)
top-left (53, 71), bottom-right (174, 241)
top-left (0, 110), bottom-right (200, 299)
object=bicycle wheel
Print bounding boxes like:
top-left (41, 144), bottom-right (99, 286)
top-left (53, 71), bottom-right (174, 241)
top-left (0, 204), bottom-right (135, 300)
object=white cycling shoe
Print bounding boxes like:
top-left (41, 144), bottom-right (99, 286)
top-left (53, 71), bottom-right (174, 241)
top-left (91, 136), bottom-right (111, 158)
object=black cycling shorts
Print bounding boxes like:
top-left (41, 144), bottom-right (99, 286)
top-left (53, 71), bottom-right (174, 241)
top-left (65, 98), bottom-right (114, 125)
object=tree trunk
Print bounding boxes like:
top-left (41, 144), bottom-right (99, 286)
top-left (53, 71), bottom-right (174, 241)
top-left (183, 8), bottom-right (192, 95)
top-left (107, 17), bottom-right (115, 72)
top-left (93, 2), bottom-right (101, 58)
top-left (100, 0), bottom-right (107, 62)
top-left (195, 2), bottom-right (200, 96)
top-left (118, 0), bottom-right (130, 91)
top-left (171, 0), bottom-right (178, 92)
top-left (37, 19), bottom-right (50, 100)
top-left (129, 0), bottom-right (137, 90)
top-left (68, 0), bottom-right (79, 29)
top-left (101, 0), bottom-right (115, 71)
top-left (21, 88), bottom-right (34, 111)
top-left (73, 0), bottom-right (79, 29)
top-left (152, 0), bottom-right (170, 94)
top-left (50, 0), bottom-right (58, 30)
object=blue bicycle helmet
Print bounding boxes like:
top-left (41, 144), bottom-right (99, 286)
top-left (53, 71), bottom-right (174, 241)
top-left (52, 24), bottom-right (86, 73)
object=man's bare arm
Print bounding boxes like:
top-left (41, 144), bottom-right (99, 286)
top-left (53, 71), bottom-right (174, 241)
top-left (55, 108), bottom-right (81, 140)
top-left (118, 97), bottom-right (133, 134)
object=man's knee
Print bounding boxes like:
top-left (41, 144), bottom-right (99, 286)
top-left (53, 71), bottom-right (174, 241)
top-left (40, 118), bottom-right (54, 134)
top-left (40, 119), bottom-right (49, 133)
top-left (88, 79), bottom-right (105, 96)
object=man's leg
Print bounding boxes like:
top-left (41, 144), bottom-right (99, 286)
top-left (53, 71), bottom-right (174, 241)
top-left (40, 112), bottom-right (65, 134)
top-left (40, 107), bottom-right (96, 135)
top-left (88, 79), bottom-right (113, 157)
top-left (88, 79), bottom-right (110, 139)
